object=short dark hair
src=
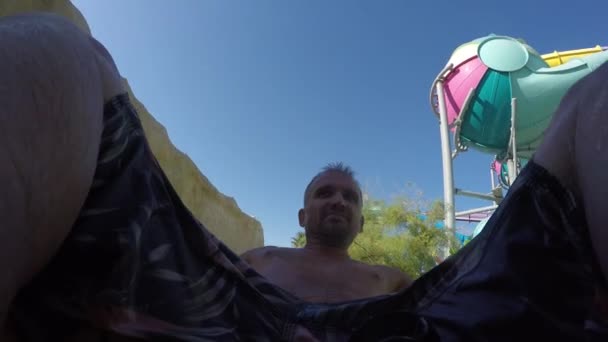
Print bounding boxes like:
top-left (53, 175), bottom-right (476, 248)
top-left (303, 162), bottom-right (362, 205)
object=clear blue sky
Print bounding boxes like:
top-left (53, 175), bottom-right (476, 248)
top-left (73, 0), bottom-right (607, 247)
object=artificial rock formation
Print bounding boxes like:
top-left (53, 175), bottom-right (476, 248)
top-left (0, 0), bottom-right (264, 253)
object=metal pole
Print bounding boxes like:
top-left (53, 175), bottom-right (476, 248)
top-left (510, 98), bottom-right (519, 180)
top-left (455, 205), bottom-right (498, 217)
top-left (454, 188), bottom-right (497, 202)
top-left (435, 73), bottom-right (456, 256)
top-left (507, 159), bottom-right (516, 186)
top-left (455, 217), bottom-right (484, 223)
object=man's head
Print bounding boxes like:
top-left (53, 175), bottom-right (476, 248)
top-left (298, 162), bottom-right (364, 249)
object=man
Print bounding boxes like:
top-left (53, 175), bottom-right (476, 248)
top-left (1, 11), bottom-right (608, 341)
top-left (242, 163), bottom-right (413, 303)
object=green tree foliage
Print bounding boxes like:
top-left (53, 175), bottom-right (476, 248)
top-left (349, 196), bottom-right (459, 278)
top-left (291, 231), bottom-right (307, 248)
top-left (290, 193), bottom-right (461, 279)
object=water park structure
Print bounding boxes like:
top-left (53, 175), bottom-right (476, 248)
top-left (430, 35), bottom-right (608, 243)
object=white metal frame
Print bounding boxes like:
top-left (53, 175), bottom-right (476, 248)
top-left (430, 66), bottom-right (522, 255)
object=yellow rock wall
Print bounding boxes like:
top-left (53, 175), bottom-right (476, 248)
top-left (0, 0), bottom-right (264, 254)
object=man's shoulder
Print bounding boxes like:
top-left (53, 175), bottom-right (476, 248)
top-left (365, 263), bottom-right (413, 291)
top-left (240, 246), bottom-right (293, 264)
top-left (368, 263), bottom-right (403, 277)
top-left (241, 245), bottom-right (277, 259)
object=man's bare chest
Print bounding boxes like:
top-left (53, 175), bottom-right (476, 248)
top-left (262, 259), bottom-right (386, 302)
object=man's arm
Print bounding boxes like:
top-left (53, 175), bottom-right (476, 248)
top-left (377, 266), bottom-right (414, 292)
top-left (397, 271), bottom-right (414, 291)
top-left (240, 248), bottom-right (261, 266)
top-left (392, 269), bottom-right (414, 292)
top-left (240, 246), bottom-right (278, 268)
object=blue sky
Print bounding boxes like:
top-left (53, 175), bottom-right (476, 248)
top-left (73, 0), bottom-right (606, 247)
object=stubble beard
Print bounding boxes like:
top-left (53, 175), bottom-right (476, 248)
top-left (313, 219), bottom-right (355, 249)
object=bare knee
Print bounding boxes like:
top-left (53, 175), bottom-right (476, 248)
top-left (571, 62), bottom-right (608, 281)
top-left (0, 11), bottom-right (106, 320)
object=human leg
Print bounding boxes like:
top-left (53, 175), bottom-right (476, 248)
top-left (0, 12), bottom-right (298, 340)
top-left (0, 12), bottom-right (105, 326)
top-left (570, 62), bottom-right (608, 284)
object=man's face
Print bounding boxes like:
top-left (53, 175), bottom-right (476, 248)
top-left (299, 171), bottom-right (364, 248)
